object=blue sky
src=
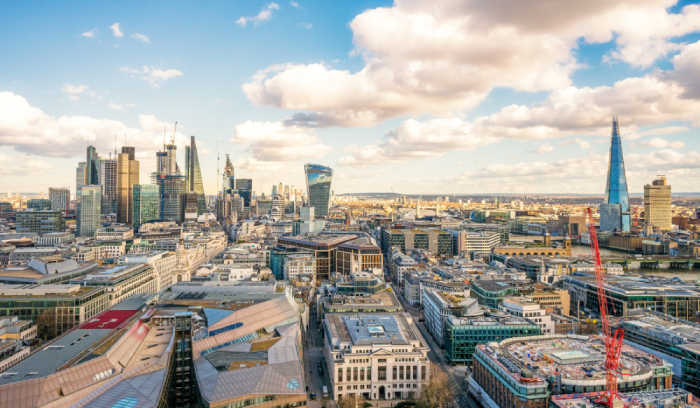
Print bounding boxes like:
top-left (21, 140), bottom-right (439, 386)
top-left (1, 0), bottom-right (699, 195)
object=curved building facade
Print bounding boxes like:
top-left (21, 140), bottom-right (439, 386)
top-left (304, 164), bottom-right (333, 217)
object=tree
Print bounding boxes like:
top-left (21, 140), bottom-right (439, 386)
top-left (416, 364), bottom-right (454, 408)
top-left (339, 395), bottom-right (370, 408)
top-left (36, 309), bottom-right (57, 340)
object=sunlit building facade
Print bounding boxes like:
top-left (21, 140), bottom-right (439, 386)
top-left (304, 163), bottom-right (333, 217)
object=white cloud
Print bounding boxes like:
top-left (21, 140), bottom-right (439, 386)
top-left (536, 143), bottom-right (554, 154)
top-left (80, 29), bottom-right (97, 38)
top-left (338, 117), bottom-right (499, 167)
top-left (243, 0), bottom-right (700, 127)
top-left (230, 121), bottom-right (332, 167)
top-left (131, 33), bottom-right (150, 43)
top-left (559, 138), bottom-right (591, 149)
top-left (632, 137), bottom-right (685, 149)
top-left (290, 1), bottom-right (300, 8)
top-left (0, 155), bottom-right (54, 176)
top-left (0, 92), bottom-right (188, 160)
top-left (61, 84), bottom-right (89, 101)
top-left (109, 23), bottom-right (123, 38)
top-left (108, 102), bottom-right (136, 111)
top-left (299, 22), bottom-right (312, 29)
top-left (237, 3), bottom-right (280, 27)
top-left (120, 66), bottom-right (184, 88)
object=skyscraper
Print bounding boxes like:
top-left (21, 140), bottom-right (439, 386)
top-left (100, 158), bottom-right (118, 215)
top-left (224, 154), bottom-right (235, 192)
top-left (184, 136), bottom-right (206, 214)
top-left (77, 185), bottom-right (101, 237)
top-left (76, 162), bottom-right (86, 189)
top-left (133, 184), bottom-right (160, 231)
top-left (644, 176), bottom-right (672, 230)
top-left (49, 187), bottom-right (70, 211)
top-left (117, 147), bottom-right (140, 224)
top-left (304, 164), bottom-right (333, 217)
top-left (600, 116), bottom-right (631, 232)
top-left (159, 174), bottom-right (186, 223)
top-left (86, 145), bottom-right (100, 185)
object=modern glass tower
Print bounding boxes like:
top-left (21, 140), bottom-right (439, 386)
top-left (184, 136), bottom-right (206, 214)
top-left (304, 164), bottom-right (333, 217)
top-left (100, 158), bottom-right (118, 215)
top-left (86, 145), bottom-right (100, 185)
top-left (117, 147), bottom-right (140, 224)
top-left (133, 184), bottom-right (160, 231)
top-left (600, 116), bottom-right (631, 232)
top-left (77, 185), bottom-right (101, 237)
top-left (159, 174), bottom-right (186, 223)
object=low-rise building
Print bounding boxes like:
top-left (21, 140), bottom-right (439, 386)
top-left (0, 316), bottom-right (36, 341)
top-left (470, 279), bottom-right (520, 309)
top-left (336, 237), bottom-right (383, 277)
top-left (283, 252), bottom-right (315, 280)
top-left (94, 226), bottom-right (134, 240)
top-left (36, 232), bottom-right (75, 246)
top-left (323, 313), bottom-right (431, 401)
top-left (70, 264), bottom-right (158, 307)
top-left (390, 249), bottom-right (415, 289)
top-left (499, 296), bottom-right (554, 335)
top-left (423, 289), bottom-right (484, 347)
top-left (15, 210), bottom-right (65, 234)
top-left (0, 256), bottom-right (98, 285)
top-left (122, 250), bottom-right (178, 291)
top-left (336, 270), bottom-right (385, 295)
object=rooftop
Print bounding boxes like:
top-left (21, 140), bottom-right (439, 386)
top-left (325, 313), bottom-right (420, 346)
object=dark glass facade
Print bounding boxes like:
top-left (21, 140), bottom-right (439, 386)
top-left (304, 164), bottom-right (333, 217)
top-left (602, 116), bottom-right (630, 232)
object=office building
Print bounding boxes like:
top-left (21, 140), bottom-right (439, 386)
top-left (132, 184), bottom-right (160, 231)
top-left (48, 187), bottom-right (70, 211)
top-left (445, 312), bottom-right (540, 365)
top-left (423, 289), bottom-right (485, 348)
top-left (498, 296), bottom-right (554, 334)
top-left (278, 234), bottom-right (358, 280)
top-left (283, 252), bottom-right (315, 280)
top-left (70, 264), bottom-right (158, 307)
top-left (600, 116), bottom-right (631, 232)
top-left (15, 210), bottom-right (65, 234)
top-left (304, 163), bottom-right (333, 217)
top-left (159, 174), bottom-right (186, 223)
top-left (75, 161), bottom-right (86, 189)
top-left (99, 157), bottom-right (118, 214)
top-left (324, 313), bottom-right (431, 401)
top-left (224, 153), bottom-right (234, 191)
top-left (36, 231), bottom-right (74, 246)
top-left (269, 245), bottom-right (314, 280)
top-left (446, 229), bottom-right (500, 256)
top-left (76, 185), bottom-right (101, 237)
top-left (336, 237), bottom-right (383, 276)
top-left (184, 135), bottom-right (207, 214)
top-left (116, 146), bottom-right (139, 224)
top-left (85, 145), bottom-right (100, 185)
top-left (336, 270), bottom-right (385, 295)
top-left (381, 228), bottom-right (453, 256)
top-left (644, 175), bottom-right (672, 230)
top-left (0, 257), bottom-right (98, 285)
top-left (26, 198), bottom-right (51, 210)
top-left (156, 140), bottom-right (178, 176)
top-left (235, 178), bottom-right (253, 207)
top-left (469, 335), bottom-right (673, 408)
top-left (470, 279), bottom-right (520, 309)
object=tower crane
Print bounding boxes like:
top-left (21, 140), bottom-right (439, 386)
top-left (586, 207), bottom-right (625, 408)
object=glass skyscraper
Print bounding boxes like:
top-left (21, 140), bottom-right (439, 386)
top-left (304, 164), bottom-right (333, 217)
top-left (77, 185), bottom-right (101, 237)
top-left (235, 178), bottom-right (253, 207)
top-left (185, 136), bottom-right (207, 215)
top-left (86, 145), bottom-right (100, 185)
top-left (600, 116), bottom-right (630, 232)
top-left (159, 174), bottom-right (186, 223)
top-left (117, 147), bottom-right (139, 224)
top-left (133, 184), bottom-right (160, 231)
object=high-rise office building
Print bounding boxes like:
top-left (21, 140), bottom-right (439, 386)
top-left (77, 185), bottom-right (101, 237)
top-left (16, 210), bottom-right (65, 234)
top-left (224, 154), bottom-right (235, 192)
top-left (156, 142), bottom-right (178, 176)
top-left (278, 183), bottom-right (284, 197)
top-left (184, 136), bottom-right (206, 214)
top-left (86, 145), bottom-right (100, 185)
top-left (600, 117), bottom-right (630, 232)
top-left (100, 158), bottom-right (118, 215)
top-left (235, 178), bottom-right (253, 207)
top-left (159, 174), bottom-right (185, 223)
top-left (271, 185), bottom-right (277, 196)
top-left (76, 162), bottom-right (86, 189)
top-left (304, 164), bottom-right (333, 217)
top-left (133, 184), bottom-right (160, 231)
top-left (117, 147), bottom-right (140, 224)
top-left (26, 199), bottom-right (51, 210)
top-left (49, 187), bottom-right (70, 211)
top-left (644, 176), bottom-right (672, 230)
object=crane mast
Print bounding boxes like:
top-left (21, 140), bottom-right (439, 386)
top-left (586, 207), bottom-right (625, 408)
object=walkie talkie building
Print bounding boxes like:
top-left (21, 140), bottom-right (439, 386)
top-left (304, 164), bottom-right (333, 217)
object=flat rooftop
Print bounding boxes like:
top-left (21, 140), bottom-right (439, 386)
top-left (325, 313), bottom-right (419, 346)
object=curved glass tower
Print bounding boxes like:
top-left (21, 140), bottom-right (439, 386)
top-left (304, 164), bottom-right (333, 217)
top-left (601, 116), bottom-right (630, 232)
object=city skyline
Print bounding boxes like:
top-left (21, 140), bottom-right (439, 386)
top-left (2, 1), bottom-right (700, 195)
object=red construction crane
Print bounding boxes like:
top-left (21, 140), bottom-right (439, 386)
top-left (587, 208), bottom-right (625, 408)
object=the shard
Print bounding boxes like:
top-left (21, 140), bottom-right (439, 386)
top-left (600, 116), bottom-right (630, 232)
top-left (184, 136), bottom-right (207, 215)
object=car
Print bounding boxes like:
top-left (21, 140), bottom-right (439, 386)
top-left (310, 393), bottom-right (316, 400)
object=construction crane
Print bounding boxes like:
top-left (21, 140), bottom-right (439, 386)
top-left (586, 207), bottom-right (625, 408)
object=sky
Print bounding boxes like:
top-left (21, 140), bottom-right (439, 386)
top-left (1, 0), bottom-right (700, 196)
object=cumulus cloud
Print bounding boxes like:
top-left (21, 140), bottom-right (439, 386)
top-left (559, 138), bottom-right (591, 149)
top-left (109, 23), bottom-right (123, 37)
top-left (80, 29), bottom-right (97, 38)
top-left (230, 121), bottom-right (332, 168)
top-left (536, 143), bottom-right (554, 154)
top-left (632, 137), bottom-right (685, 149)
top-left (120, 66), bottom-right (183, 88)
top-left (131, 33), bottom-right (150, 43)
top-left (0, 155), bottom-right (54, 176)
top-left (108, 102), bottom-right (136, 111)
top-left (60, 84), bottom-right (102, 101)
top-left (290, 1), bottom-right (300, 8)
top-left (338, 117), bottom-right (499, 167)
top-left (0, 92), bottom-right (187, 160)
top-left (237, 3), bottom-right (280, 27)
top-left (243, 0), bottom-right (700, 127)
top-left (626, 125), bottom-right (690, 140)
